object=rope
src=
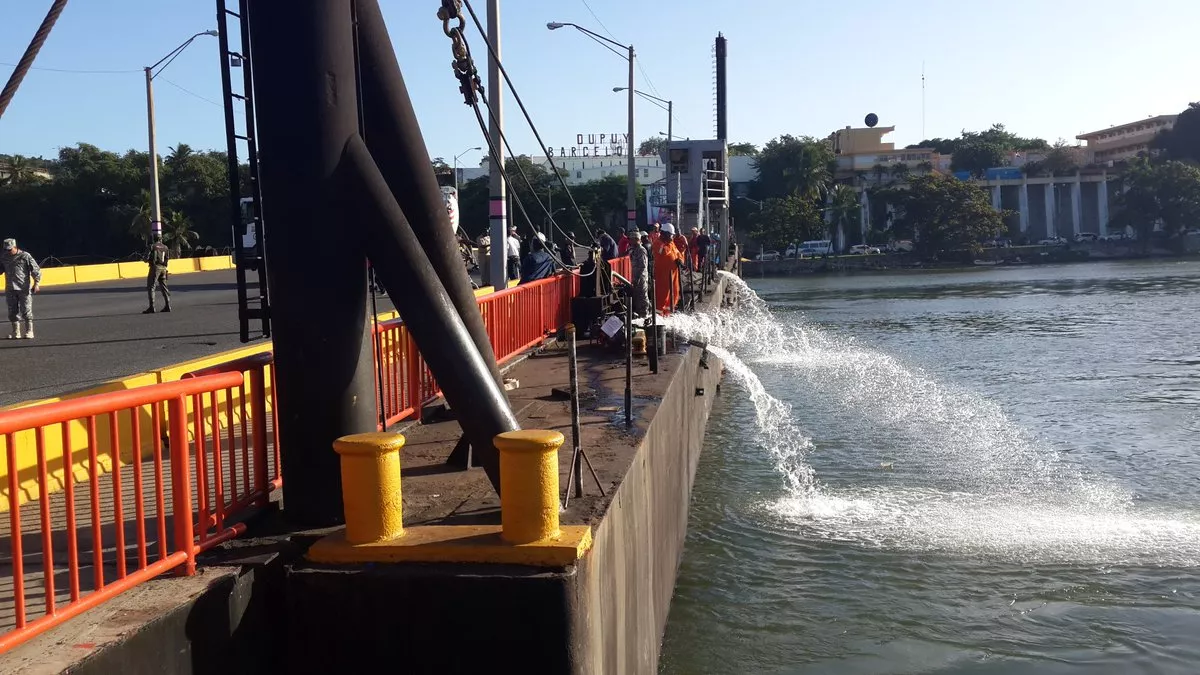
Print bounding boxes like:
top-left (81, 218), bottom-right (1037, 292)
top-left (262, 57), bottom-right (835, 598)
top-left (0, 0), bottom-right (70, 120)
top-left (460, 0), bottom-right (597, 245)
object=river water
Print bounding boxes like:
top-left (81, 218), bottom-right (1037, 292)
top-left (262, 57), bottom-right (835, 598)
top-left (659, 260), bottom-right (1200, 674)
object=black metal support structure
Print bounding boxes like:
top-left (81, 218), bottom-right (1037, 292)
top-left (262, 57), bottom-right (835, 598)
top-left (217, 0), bottom-right (271, 343)
top-left (354, 0), bottom-right (502, 388)
top-left (340, 135), bottom-right (517, 491)
top-left (715, 33), bottom-right (727, 142)
top-left (246, 0), bottom-right (376, 526)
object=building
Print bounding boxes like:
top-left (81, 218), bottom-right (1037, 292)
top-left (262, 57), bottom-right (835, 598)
top-left (1076, 114), bottom-right (1177, 166)
top-left (454, 154), bottom-right (666, 187)
top-left (829, 125), bottom-right (938, 180)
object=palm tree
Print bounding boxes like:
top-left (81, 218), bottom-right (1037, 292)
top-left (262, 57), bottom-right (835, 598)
top-left (829, 184), bottom-right (861, 245)
top-left (872, 163), bottom-right (887, 185)
top-left (916, 160), bottom-right (934, 174)
top-left (0, 155), bottom-right (42, 186)
top-left (889, 162), bottom-right (910, 182)
top-left (126, 189), bottom-right (153, 245)
top-left (161, 209), bottom-right (199, 257)
top-left (784, 144), bottom-right (832, 201)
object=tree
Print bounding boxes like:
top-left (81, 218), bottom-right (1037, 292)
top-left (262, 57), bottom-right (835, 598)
top-left (747, 194), bottom-right (825, 251)
top-left (871, 163), bottom-right (887, 184)
top-left (1042, 140), bottom-right (1080, 176)
top-left (950, 140), bottom-right (1005, 178)
top-left (728, 142), bottom-right (758, 156)
top-left (0, 155), bottom-right (46, 187)
top-left (889, 162), bottom-right (910, 182)
top-left (1151, 102), bottom-right (1200, 163)
top-left (431, 157), bottom-right (452, 178)
top-left (160, 209), bottom-right (199, 256)
top-left (752, 135), bottom-right (834, 200)
top-left (916, 160), bottom-right (934, 174)
top-left (911, 125), bottom-right (1048, 156)
top-left (1111, 158), bottom-right (1200, 246)
top-left (638, 136), bottom-right (667, 157)
top-left (829, 184), bottom-right (862, 245)
top-left (888, 174), bottom-right (1007, 257)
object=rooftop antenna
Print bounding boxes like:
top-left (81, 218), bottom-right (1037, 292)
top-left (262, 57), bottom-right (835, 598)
top-left (921, 61), bottom-right (926, 140)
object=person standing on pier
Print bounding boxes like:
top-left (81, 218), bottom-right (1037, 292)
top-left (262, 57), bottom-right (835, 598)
top-left (628, 230), bottom-right (649, 317)
top-left (653, 224), bottom-right (684, 313)
top-left (143, 235), bottom-right (172, 314)
top-left (506, 226), bottom-right (522, 281)
top-left (1, 238), bottom-right (41, 339)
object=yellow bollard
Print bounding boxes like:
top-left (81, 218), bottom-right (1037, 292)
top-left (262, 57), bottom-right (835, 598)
top-left (495, 430), bottom-right (564, 544)
top-left (333, 432), bottom-right (406, 545)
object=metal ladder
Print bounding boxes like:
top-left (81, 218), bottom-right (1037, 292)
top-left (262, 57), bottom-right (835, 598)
top-left (216, 0), bottom-right (270, 342)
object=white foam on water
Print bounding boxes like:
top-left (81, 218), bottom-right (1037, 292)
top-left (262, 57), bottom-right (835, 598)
top-left (663, 271), bottom-right (1200, 565)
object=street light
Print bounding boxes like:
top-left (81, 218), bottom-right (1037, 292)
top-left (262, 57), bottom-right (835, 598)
top-left (453, 146), bottom-right (481, 194)
top-left (548, 21), bottom-right (637, 232)
top-left (614, 87), bottom-right (671, 143)
top-left (145, 30), bottom-right (218, 240)
top-left (739, 195), bottom-right (764, 211)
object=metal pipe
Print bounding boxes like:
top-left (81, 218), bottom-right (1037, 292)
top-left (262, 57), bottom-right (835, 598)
top-left (626, 44), bottom-right (637, 233)
top-left (624, 289), bottom-right (633, 428)
top-left (355, 0), bottom-right (503, 386)
top-left (246, 0), bottom-right (376, 526)
top-left (339, 135), bottom-right (518, 492)
top-left (568, 324), bottom-right (583, 498)
top-left (487, 0), bottom-right (508, 290)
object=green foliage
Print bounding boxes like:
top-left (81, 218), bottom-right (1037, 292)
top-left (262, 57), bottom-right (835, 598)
top-left (161, 209), bottom-right (199, 257)
top-left (747, 194), bottom-right (826, 251)
top-left (727, 142), bottom-right (759, 156)
top-left (1151, 102), bottom-right (1200, 163)
top-left (751, 134), bottom-right (834, 201)
top-left (638, 136), bottom-right (667, 157)
top-left (909, 124), bottom-right (1048, 155)
top-left (888, 174), bottom-right (1008, 257)
top-left (949, 140), bottom-right (1005, 178)
top-left (889, 162), bottom-right (910, 181)
top-left (829, 184), bottom-right (861, 238)
top-left (0, 142), bottom-right (236, 261)
top-left (1112, 158), bottom-right (1200, 243)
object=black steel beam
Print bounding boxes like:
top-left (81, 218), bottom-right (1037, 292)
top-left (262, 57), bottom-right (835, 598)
top-left (715, 33), bottom-right (727, 142)
top-left (339, 135), bottom-right (516, 491)
top-left (246, 0), bottom-right (376, 526)
top-left (355, 0), bottom-right (504, 387)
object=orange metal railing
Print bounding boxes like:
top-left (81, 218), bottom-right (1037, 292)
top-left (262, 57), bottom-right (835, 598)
top-left (0, 257), bottom-right (629, 652)
top-left (0, 370), bottom-right (253, 652)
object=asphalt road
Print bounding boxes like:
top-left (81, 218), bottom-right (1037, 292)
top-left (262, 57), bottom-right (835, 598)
top-left (0, 271), bottom-right (396, 407)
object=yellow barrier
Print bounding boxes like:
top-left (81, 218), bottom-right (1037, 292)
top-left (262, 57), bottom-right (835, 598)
top-left (36, 255), bottom-right (240, 289)
top-left (118, 261), bottom-right (149, 279)
top-left (72, 262), bottom-right (121, 284)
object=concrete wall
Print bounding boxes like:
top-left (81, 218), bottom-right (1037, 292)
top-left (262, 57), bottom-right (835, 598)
top-left (32, 255), bottom-right (238, 289)
top-left (574, 319), bottom-right (724, 673)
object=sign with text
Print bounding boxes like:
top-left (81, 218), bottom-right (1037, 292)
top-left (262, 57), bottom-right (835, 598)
top-left (547, 132), bottom-right (631, 158)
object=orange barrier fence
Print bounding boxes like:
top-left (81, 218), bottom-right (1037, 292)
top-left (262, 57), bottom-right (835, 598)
top-left (0, 258), bottom-right (628, 653)
top-left (0, 370), bottom-right (258, 653)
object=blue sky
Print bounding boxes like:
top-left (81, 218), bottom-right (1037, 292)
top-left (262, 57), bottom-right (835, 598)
top-left (2, 0), bottom-right (1197, 168)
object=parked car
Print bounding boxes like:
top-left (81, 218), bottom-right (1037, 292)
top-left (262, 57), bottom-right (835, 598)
top-left (1037, 237), bottom-right (1068, 245)
top-left (849, 244), bottom-right (882, 255)
top-left (754, 250), bottom-right (781, 261)
top-left (1101, 232), bottom-right (1129, 241)
top-left (888, 240), bottom-right (915, 252)
top-left (784, 243), bottom-right (798, 258)
top-left (1074, 232), bottom-right (1099, 242)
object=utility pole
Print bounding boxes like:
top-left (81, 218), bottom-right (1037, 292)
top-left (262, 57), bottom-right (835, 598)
top-left (667, 100), bottom-right (672, 144)
top-left (144, 67), bottom-right (163, 238)
top-left (626, 44), bottom-right (636, 233)
top-left (487, 0), bottom-right (507, 287)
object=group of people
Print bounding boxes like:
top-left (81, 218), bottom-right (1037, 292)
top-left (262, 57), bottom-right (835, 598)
top-left (597, 222), bottom-right (719, 318)
top-left (1, 235), bottom-right (174, 340)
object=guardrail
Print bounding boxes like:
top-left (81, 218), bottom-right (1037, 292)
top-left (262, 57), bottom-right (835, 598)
top-left (0, 259), bottom-right (627, 653)
top-left (35, 255), bottom-right (236, 289)
top-left (0, 370), bottom-right (259, 653)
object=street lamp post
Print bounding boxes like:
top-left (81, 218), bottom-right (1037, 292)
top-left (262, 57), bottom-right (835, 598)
top-left (145, 30), bottom-right (218, 240)
top-left (453, 146), bottom-right (481, 195)
top-left (549, 21), bottom-right (636, 233)
top-left (614, 87), bottom-right (671, 143)
top-left (739, 195), bottom-right (764, 211)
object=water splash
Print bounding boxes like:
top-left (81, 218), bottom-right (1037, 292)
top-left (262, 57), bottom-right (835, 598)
top-left (664, 272), bottom-right (1200, 564)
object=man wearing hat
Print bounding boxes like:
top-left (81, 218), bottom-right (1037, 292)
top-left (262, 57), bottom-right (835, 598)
top-left (1, 238), bottom-right (41, 339)
top-left (143, 234), bottom-right (172, 314)
top-left (628, 230), bottom-right (649, 317)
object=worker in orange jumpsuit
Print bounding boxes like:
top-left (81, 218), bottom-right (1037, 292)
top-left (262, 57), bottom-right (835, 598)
top-left (653, 223), bottom-right (684, 313)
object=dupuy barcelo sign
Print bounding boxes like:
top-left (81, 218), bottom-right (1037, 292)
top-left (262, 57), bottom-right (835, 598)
top-left (546, 132), bottom-right (635, 158)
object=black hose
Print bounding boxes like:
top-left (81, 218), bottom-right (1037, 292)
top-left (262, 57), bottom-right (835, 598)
top-left (0, 0), bottom-right (70, 120)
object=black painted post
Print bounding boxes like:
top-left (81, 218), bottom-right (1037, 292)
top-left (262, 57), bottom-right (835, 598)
top-left (247, 0), bottom-right (375, 526)
top-left (354, 0), bottom-right (503, 387)
top-left (624, 290), bottom-right (633, 428)
top-left (568, 324), bottom-right (583, 498)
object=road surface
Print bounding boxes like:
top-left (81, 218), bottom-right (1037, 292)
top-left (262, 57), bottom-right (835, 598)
top-left (0, 271), bottom-right (395, 407)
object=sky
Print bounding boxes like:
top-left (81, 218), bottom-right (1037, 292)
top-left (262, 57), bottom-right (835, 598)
top-left (1, 0), bottom-right (1198, 169)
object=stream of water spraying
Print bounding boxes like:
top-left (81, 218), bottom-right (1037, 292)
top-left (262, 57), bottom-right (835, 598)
top-left (663, 271), bottom-right (1200, 566)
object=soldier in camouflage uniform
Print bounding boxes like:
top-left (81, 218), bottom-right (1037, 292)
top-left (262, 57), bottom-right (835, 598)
top-left (143, 236), bottom-right (172, 314)
top-left (628, 230), bottom-right (649, 318)
top-left (1, 238), bottom-right (41, 339)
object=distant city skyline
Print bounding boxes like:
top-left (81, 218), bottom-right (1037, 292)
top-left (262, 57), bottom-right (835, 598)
top-left (2, 0), bottom-right (1197, 165)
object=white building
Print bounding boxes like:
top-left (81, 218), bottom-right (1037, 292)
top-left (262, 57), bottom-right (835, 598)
top-left (457, 154), bottom-right (666, 186)
top-left (1077, 114), bottom-right (1177, 166)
